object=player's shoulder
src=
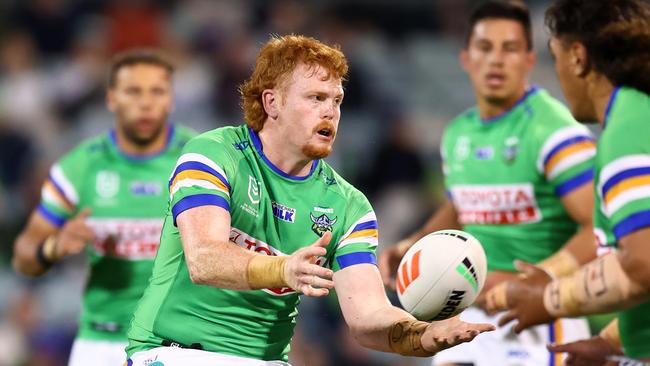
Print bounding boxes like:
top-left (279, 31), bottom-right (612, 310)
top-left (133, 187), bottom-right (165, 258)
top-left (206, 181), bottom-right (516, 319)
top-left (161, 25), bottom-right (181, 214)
top-left (182, 125), bottom-right (247, 155)
top-left (317, 161), bottom-right (371, 209)
top-left (447, 107), bottom-right (478, 129)
top-left (171, 124), bottom-right (199, 144)
top-left (608, 87), bottom-right (650, 130)
top-left (59, 133), bottom-right (111, 164)
top-left (527, 88), bottom-right (578, 128)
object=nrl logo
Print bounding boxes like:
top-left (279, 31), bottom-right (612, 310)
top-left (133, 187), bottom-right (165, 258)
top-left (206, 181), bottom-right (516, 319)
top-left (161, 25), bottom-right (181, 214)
top-left (310, 213), bottom-right (337, 237)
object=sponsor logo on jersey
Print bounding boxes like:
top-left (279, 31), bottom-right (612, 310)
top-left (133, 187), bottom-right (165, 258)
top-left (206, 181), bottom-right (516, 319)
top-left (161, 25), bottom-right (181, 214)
top-left (233, 140), bottom-right (250, 150)
top-left (310, 213), bottom-right (337, 236)
top-left (130, 181), bottom-right (162, 196)
top-left (272, 201), bottom-right (296, 223)
top-left (229, 227), bottom-right (325, 296)
top-left (503, 136), bottom-right (519, 164)
top-left (450, 183), bottom-right (542, 224)
top-left (475, 146), bottom-right (494, 160)
top-left (87, 218), bottom-right (163, 259)
top-left (96, 170), bottom-right (120, 198)
top-left (432, 290), bottom-right (466, 320)
top-left (313, 206), bottom-right (334, 214)
top-left (248, 175), bottom-right (261, 204)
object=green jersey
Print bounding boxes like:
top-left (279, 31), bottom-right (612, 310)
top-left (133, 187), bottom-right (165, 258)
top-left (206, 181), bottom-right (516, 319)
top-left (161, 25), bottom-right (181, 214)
top-left (442, 88), bottom-right (596, 271)
top-left (593, 87), bottom-right (650, 358)
top-left (126, 125), bottom-right (378, 361)
top-left (38, 125), bottom-right (195, 341)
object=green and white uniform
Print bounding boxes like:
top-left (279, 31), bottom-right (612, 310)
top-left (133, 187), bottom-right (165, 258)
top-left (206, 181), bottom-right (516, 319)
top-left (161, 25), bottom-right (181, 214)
top-left (127, 125), bottom-right (378, 364)
top-left (594, 87), bottom-right (650, 359)
top-left (38, 125), bottom-right (195, 366)
top-left (434, 88), bottom-right (594, 366)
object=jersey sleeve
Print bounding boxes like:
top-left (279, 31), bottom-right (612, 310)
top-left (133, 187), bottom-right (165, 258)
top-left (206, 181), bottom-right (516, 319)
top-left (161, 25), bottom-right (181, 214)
top-left (536, 125), bottom-right (596, 197)
top-left (330, 192), bottom-right (378, 272)
top-left (598, 154), bottom-right (650, 241)
top-left (168, 134), bottom-right (236, 226)
top-left (38, 150), bottom-right (85, 228)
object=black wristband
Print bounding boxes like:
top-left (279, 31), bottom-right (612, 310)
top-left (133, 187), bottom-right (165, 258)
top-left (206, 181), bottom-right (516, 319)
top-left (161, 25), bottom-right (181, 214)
top-left (36, 242), bottom-right (54, 269)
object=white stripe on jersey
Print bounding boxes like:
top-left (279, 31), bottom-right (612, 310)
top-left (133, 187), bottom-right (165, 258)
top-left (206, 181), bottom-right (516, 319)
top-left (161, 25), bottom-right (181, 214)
top-left (605, 185), bottom-right (650, 217)
top-left (169, 179), bottom-right (229, 200)
top-left (597, 154), bottom-right (650, 194)
top-left (337, 211), bottom-right (378, 249)
top-left (547, 149), bottom-right (595, 180)
top-left (50, 164), bottom-right (79, 205)
top-left (172, 153), bottom-right (229, 183)
top-left (536, 126), bottom-right (593, 173)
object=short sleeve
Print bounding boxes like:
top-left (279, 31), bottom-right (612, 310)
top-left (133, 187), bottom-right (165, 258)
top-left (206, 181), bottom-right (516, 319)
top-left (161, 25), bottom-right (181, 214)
top-left (168, 135), bottom-right (236, 226)
top-left (536, 125), bottom-right (596, 197)
top-left (38, 161), bottom-right (81, 228)
top-left (331, 194), bottom-right (378, 272)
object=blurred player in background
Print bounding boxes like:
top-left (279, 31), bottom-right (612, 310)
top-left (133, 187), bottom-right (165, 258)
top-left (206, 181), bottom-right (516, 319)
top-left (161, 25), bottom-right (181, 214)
top-left (378, 1), bottom-right (596, 365)
top-left (12, 49), bottom-right (196, 366)
top-left (485, 0), bottom-right (650, 364)
top-left (126, 34), bottom-right (494, 366)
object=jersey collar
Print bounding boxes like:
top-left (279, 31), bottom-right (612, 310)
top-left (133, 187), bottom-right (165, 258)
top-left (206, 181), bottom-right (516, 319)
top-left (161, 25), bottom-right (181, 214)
top-left (479, 86), bottom-right (539, 124)
top-left (109, 123), bottom-right (175, 162)
top-left (247, 127), bottom-right (319, 181)
top-left (603, 86), bottom-right (621, 129)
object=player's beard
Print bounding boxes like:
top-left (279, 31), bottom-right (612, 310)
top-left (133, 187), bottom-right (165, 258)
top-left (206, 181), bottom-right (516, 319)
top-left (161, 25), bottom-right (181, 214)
top-left (302, 121), bottom-right (336, 159)
top-left (121, 119), bottom-right (167, 147)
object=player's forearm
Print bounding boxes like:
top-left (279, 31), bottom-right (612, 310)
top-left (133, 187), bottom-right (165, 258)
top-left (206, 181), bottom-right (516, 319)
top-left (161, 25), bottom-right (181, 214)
top-left (543, 252), bottom-right (650, 317)
top-left (538, 224), bottom-right (596, 278)
top-left (12, 234), bottom-right (51, 277)
top-left (184, 239), bottom-right (257, 289)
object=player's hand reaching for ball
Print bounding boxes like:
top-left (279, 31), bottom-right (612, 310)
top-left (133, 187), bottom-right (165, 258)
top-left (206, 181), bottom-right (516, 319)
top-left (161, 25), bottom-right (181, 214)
top-left (547, 336), bottom-right (622, 366)
top-left (51, 208), bottom-right (95, 260)
top-left (284, 231), bottom-right (334, 297)
top-left (421, 315), bottom-right (495, 353)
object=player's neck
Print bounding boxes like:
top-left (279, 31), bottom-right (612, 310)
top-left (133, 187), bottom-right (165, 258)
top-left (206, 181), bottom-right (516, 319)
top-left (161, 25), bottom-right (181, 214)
top-left (257, 128), bottom-right (313, 177)
top-left (114, 125), bottom-right (170, 157)
top-left (587, 75), bottom-right (615, 125)
top-left (477, 89), bottom-right (528, 121)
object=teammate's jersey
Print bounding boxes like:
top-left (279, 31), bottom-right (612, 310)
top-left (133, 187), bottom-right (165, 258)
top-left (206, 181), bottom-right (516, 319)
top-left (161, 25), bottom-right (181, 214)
top-left (442, 87), bottom-right (596, 271)
top-left (126, 125), bottom-right (378, 361)
top-left (38, 125), bottom-right (195, 341)
top-left (593, 87), bottom-right (650, 358)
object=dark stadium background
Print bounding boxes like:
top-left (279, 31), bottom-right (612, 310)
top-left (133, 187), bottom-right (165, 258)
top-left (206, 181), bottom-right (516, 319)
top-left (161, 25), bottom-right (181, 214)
top-left (0, 1), bottom-right (607, 365)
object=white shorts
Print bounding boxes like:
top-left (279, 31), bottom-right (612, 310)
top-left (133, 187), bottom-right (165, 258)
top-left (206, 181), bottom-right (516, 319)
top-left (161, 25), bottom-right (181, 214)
top-left (433, 307), bottom-right (591, 366)
top-left (128, 347), bottom-right (290, 366)
top-left (67, 338), bottom-right (127, 366)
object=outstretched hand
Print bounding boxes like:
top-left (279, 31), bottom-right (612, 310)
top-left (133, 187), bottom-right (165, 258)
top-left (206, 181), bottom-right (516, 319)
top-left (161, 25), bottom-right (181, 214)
top-left (421, 315), bottom-right (495, 353)
top-left (53, 208), bottom-right (95, 260)
top-left (284, 231), bottom-right (334, 297)
top-left (485, 260), bottom-right (554, 333)
top-left (548, 336), bottom-right (622, 366)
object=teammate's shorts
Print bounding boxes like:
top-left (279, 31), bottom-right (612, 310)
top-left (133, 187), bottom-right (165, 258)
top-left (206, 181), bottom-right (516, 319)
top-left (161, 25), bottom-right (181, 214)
top-left (432, 307), bottom-right (590, 366)
top-left (68, 338), bottom-right (127, 366)
top-left (128, 347), bottom-right (290, 366)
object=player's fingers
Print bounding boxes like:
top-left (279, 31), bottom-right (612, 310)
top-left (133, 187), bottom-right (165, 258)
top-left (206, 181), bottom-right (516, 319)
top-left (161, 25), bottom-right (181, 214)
top-left (299, 245), bottom-right (327, 259)
top-left (75, 208), bottom-right (93, 221)
top-left (485, 283), bottom-right (508, 312)
top-left (304, 264), bottom-right (333, 279)
top-left (466, 322), bottom-right (495, 333)
top-left (312, 231), bottom-right (332, 248)
top-left (306, 276), bottom-right (334, 289)
top-left (513, 320), bottom-right (528, 334)
top-left (547, 342), bottom-right (575, 353)
top-left (301, 285), bottom-right (329, 297)
top-left (497, 311), bottom-right (517, 327)
top-left (514, 260), bottom-right (540, 275)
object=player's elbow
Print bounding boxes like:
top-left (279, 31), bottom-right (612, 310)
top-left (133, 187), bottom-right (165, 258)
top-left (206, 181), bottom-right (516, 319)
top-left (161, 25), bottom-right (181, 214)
top-left (619, 250), bottom-right (650, 292)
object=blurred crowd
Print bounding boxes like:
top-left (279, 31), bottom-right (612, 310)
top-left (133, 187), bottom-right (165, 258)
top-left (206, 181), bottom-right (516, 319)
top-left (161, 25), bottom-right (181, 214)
top-left (0, 1), bottom-right (560, 365)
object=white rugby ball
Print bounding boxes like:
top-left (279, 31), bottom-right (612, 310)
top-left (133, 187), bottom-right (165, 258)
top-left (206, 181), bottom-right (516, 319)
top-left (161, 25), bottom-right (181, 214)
top-left (396, 229), bottom-right (487, 321)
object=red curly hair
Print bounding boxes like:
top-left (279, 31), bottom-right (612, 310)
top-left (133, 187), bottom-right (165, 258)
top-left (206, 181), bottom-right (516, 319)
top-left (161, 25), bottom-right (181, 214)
top-left (239, 35), bottom-right (348, 132)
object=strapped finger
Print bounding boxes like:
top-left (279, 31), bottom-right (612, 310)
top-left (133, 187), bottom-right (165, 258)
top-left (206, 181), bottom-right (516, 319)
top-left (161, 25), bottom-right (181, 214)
top-left (485, 282), bottom-right (509, 312)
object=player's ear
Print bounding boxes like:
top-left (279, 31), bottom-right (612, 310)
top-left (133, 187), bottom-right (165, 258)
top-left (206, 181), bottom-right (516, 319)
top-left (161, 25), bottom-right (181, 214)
top-left (526, 51), bottom-right (537, 71)
top-left (262, 89), bottom-right (279, 120)
top-left (569, 42), bottom-right (589, 77)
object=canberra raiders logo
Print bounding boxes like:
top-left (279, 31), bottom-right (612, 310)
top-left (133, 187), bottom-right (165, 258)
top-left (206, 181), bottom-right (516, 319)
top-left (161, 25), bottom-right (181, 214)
top-left (310, 213), bottom-right (337, 237)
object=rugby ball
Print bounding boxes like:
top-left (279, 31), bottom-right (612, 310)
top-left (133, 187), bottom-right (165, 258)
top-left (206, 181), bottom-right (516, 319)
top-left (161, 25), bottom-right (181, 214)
top-left (396, 229), bottom-right (487, 321)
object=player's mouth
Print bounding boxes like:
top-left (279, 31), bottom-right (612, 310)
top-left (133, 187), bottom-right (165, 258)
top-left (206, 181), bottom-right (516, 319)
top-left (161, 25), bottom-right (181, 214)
top-left (485, 72), bottom-right (506, 88)
top-left (313, 122), bottom-right (336, 141)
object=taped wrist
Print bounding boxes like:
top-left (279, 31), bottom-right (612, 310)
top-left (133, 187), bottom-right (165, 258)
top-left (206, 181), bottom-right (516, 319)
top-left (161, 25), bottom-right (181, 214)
top-left (247, 255), bottom-right (288, 289)
top-left (543, 253), bottom-right (646, 317)
top-left (388, 319), bottom-right (435, 357)
top-left (599, 318), bottom-right (622, 349)
top-left (36, 236), bottom-right (58, 268)
top-left (538, 250), bottom-right (580, 278)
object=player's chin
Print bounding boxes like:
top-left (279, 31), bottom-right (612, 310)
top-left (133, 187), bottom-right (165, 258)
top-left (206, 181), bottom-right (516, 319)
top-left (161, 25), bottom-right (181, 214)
top-left (303, 142), bottom-right (332, 160)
